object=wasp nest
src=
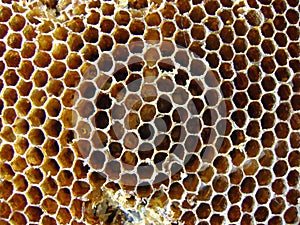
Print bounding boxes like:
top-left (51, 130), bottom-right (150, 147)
top-left (0, 0), bottom-right (299, 224)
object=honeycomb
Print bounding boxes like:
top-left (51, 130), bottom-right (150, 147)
top-left (0, 0), bottom-right (299, 224)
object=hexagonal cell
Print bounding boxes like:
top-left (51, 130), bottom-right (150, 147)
top-left (168, 182), bottom-right (184, 200)
top-left (25, 205), bottom-right (43, 222)
top-left (57, 188), bottom-right (71, 206)
top-left (104, 160), bottom-right (121, 180)
top-left (41, 215), bottom-right (57, 225)
top-left (56, 169), bottom-right (74, 187)
top-left (284, 206), bottom-right (298, 224)
top-left (26, 185), bottom-right (43, 205)
top-left (254, 206), bottom-right (269, 222)
top-left (123, 132), bottom-right (139, 150)
top-left (57, 147), bottom-right (74, 168)
top-left (30, 89), bottom-right (47, 107)
top-left (228, 205), bottom-right (241, 222)
top-left (8, 14), bottom-right (25, 31)
top-left (8, 193), bottom-right (27, 211)
top-left (0, 201), bottom-right (11, 219)
top-left (242, 196), bottom-right (255, 212)
top-left (121, 151), bottom-right (138, 171)
top-left (40, 176), bottom-right (58, 196)
top-left (110, 83), bottom-right (127, 102)
top-left (26, 147), bottom-right (44, 166)
top-left (108, 121), bottom-right (124, 140)
top-left (70, 198), bottom-right (84, 220)
top-left (136, 182), bottom-right (152, 198)
top-left (10, 212), bottom-right (27, 225)
top-left (212, 195), bottom-right (227, 212)
top-left (261, 131), bottom-right (275, 148)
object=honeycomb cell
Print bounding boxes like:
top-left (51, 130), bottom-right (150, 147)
top-left (137, 162), bottom-right (154, 180)
top-left (254, 206), bottom-right (269, 222)
top-left (40, 176), bottom-right (58, 196)
top-left (81, 44), bottom-right (99, 62)
top-left (153, 153), bottom-right (168, 172)
top-left (41, 216), bottom-right (57, 225)
top-left (41, 158), bottom-right (59, 177)
top-left (269, 197), bottom-right (286, 214)
top-left (137, 182), bottom-right (152, 198)
top-left (94, 74), bottom-right (112, 91)
top-left (91, 130), bottom-right (108, 149)
top-left (259, 149), bottom-right (274, 167)
top-left (10, 212), bottom-right (27, 225)
top-left (291, 95), bottom-right (300, 110)
top-left (278, 84), bottom-right (291, 100)
top-left (120, 173), bottom-right (137, 191)
top-left (25, 206), bottom-right (43, 222)
top-left (70, 199), bottom-right (84, 220)
top-left (284, 206), bottom-right (298, 224)
top-left (261, 132), bottom-right (275, 149)
top-left (34, 52), bottom-right (52, 68)
top-left (241, 214), bottom-right (253, 225)
top-left (160, 21), bottom-right (176, 38)
top-left (287, 170), bottom-right (299, 187)
top-left (37, 35), bottom-right (53, 51)
top-left (73, 160), bottom-right (89, 179)
top-left (0, 163), bottom-right (9, 180)
top-left (169, 182), bottom-right (184, 200)
top-left (0, 144), bottom-right (14, 162)
top-left (121, 151), bottom-right (138, 170)
top-left (0, 24), bottom-right (8, 39)
top-left (9, 14), bottom-right (25, 31)
top-left (4, 50), bottom-right (21, 67)
top-left (173, 31), bottom-right (190, 48)
top-left (7, 33), bottom-right (22, 49)
top-left (274, 15), bottom-right (287, 31)
top-left (8, 193), bottom-right (27, 211)
top-left (256, 168), bottom-right (272, 186)
top-left (113, 28), bottom-right (130, 44)
top-left (182, 154), bottom-right (200, 174)
top-left (66, 54), bottom-right (82, 70)
top-left (83, 27), bottom-right (98, 43)
top-left (198, 165), bottom-right (214, 184)
top-left (169, 144), bottom-right (184, 161)
top-left (26, 185), bottom-right (43, 204)
top-left (57, 170), bottom-right (74, 188)
top-left (262, 93), bottom-right (276, 110)
top-left (275, 122), bottom-right (290, 139)
top-left (273, 36), bottom-right (288, 52)
top-left (26, 147), bottom-right (44, 166)
top-left (212, 195), bottom-right (227, 212)
top-left (145, 12), bottom-right (161, 26)
top-left (56, 208), bottom-right (72, 224)
top-left (255, 187), bottom-right (270, 204)
top-left (160, 3), bottom-right (175, 19)
top-left (111, 82), bottom-right (127, 102)
top-left (212, 175), bottom-right (229, 193)
top-left (52, 25), bottom-right (68, 40)
top-left (0, 201), bottom-right (11, 219)
top-left (3, 69), bottom-right (19, 86)
top-left (241, 177), bottom-right (256, 193)
top-left (227, 186), bottom-right (242, 205)
top-left (108, 121), bottom-right (124, 140)
top-left (2, 108), bottom-right (17, 125)
top-left (268, 216), bottom-right (283, 225)
top-left (228, 205), bottom-right (241, 222)
top-left (196, 203), bottom-right (211, 219)
top-left (288, 151), bottom-right (300, 167)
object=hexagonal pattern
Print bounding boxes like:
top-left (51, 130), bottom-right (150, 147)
top-left (0, 0), bottom-right (299, 224)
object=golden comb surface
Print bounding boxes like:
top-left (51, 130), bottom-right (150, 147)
top-left (0, 0), bottom-right (299, 224)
